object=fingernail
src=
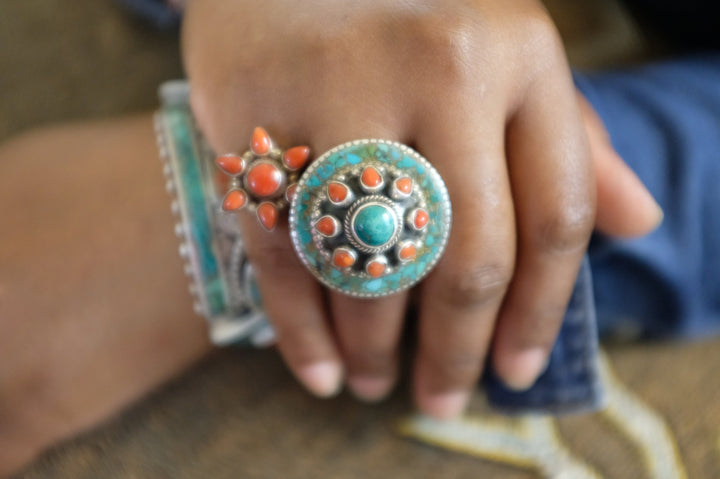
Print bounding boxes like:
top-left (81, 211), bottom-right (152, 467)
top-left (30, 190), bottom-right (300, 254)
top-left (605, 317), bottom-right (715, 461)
top-left (347, 376), bottom-right (393, 403)
top-left (421, 391), bottom-right (470, 420)
top-left (297, 361), bottom-right (343, 398)
top-left (501, 348), bottom-right (549, 392)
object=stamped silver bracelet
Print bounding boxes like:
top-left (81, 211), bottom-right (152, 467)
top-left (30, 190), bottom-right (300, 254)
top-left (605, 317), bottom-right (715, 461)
top-left (154, 80), bottom-right (274, 347)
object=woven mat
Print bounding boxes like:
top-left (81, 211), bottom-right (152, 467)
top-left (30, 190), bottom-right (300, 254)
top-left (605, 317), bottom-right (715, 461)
top-left (16, 341), bottom-right (720, 478)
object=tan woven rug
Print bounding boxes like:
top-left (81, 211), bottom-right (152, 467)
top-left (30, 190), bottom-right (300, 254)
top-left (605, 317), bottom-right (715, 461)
top-left (16, 341), bottom-right (720, 478)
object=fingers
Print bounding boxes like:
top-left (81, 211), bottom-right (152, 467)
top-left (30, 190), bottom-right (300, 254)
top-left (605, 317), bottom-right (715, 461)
top-left (330, 294), bottom-right (407, 402)
top-left (577, 93), bottom-right (664, 237)
top-left (492, 68), bottom-right (596, 390)
top-left (314, 122), bottom-right (411, 403)
top-left (240, 214), bottom-right (344, 398)
top-left (413, 107), bottom-right (516, 419)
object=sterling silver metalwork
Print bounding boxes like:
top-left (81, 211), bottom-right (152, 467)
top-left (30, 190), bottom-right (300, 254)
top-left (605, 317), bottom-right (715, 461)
top-left (289, 139), bottom-right (452, 297)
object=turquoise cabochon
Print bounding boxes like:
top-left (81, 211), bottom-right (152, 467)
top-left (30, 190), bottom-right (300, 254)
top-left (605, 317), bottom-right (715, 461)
top-left (289, 139), bottom-right (452, 297)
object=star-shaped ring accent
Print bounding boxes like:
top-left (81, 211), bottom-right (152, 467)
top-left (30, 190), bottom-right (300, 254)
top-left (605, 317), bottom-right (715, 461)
top-left (216, 127), bottom-right (310, 231)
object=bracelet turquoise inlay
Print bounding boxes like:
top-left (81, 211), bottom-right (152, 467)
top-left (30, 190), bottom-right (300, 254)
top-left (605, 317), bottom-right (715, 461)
top-left (154, 80), bottom-right (273, 347)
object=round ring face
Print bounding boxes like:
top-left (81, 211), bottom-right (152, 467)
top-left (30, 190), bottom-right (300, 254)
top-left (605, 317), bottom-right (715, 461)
top-left (289, 139), bottom-right (452, 297)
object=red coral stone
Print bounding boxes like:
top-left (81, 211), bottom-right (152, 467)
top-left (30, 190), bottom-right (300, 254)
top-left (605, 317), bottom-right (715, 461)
top-left (399, 244), bottom-right (417, 261)
top-left (222, 189), bottom-right (247, 211)
top-left (251, 127), bottom-right (271, 155)
top-left (257, 202), bottom-right (278, 231)
top-left (328, 182), bottom-right (348, 203)
top-left (216, 154), bottom-right (245, 176)
top-left (283, 146), bottom-right (310, 171)
top-left (367, 261), bottom-right (386, 278)
top-left (361, 166), bottom-right (383, 188)
top-left (333, 249), bottom-right (356, 268)
top-left (314, 216), bottom-right (337, 236)
top-left (247, 163), bottom-right (283, 197)
top-left (285, 183), bottom-right (298, 203)
top-left (414, 209), bottom-right (429, 229)
top-left (396, 177), bottom-right (413, 194)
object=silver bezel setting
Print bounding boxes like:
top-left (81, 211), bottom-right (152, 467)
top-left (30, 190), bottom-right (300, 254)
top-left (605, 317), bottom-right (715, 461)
top-left (359, 166), bottom-right (386, 194)
top-left (365, 254), bottom-right (390, 277)
top-left (406, 207), bottom-right (429, 232)
top-left (333, 246), bottom-right (358, 269)
top-left (327, 180), bottom-right (355, 207)
top-left (396, 239), bottom-right (419, 263)
top-left (216, 153), bottom-right (246, 177)
top-left (345, 195), bottom-right (403, 254)
top-left (390, 176), bottom-right (413, 200)
top-left (243, 158), bottom-right (287, 200)
top-left (314, 215), bottom-right (342, 239)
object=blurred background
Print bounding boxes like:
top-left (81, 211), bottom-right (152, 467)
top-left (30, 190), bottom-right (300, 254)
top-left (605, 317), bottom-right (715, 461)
top-left (0, 0), bottom-right (651, 142)
top-left (2, 1), bottom-right (718, 478)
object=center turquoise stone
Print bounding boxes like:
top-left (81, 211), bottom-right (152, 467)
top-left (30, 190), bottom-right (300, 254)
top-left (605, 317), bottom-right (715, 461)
top-left (352, 204), bottom-right (397, 247)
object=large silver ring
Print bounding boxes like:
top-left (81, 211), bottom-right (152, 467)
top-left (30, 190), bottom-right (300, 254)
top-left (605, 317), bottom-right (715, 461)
top-left (289, 139), bottom-right (452, 297)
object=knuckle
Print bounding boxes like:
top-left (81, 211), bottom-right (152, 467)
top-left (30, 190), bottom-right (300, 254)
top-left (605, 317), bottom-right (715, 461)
top-left (516, 9), bottom-right (564, 61)
top-left (438, 263), bottom-right (514, 310)
top-left (534, 202), bottom-right (595, 254)
top-left (409, 11), bottom-right (478, 80)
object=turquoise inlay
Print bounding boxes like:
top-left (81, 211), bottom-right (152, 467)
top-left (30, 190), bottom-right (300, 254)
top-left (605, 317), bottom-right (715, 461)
top-left (364, 279), bottom-right (383, 291)
top-left (294, 141), bottom-right (450, 296)
top-left (166, 106), bottom-right (226, 315)
top-left (398, 156), bottom-right (415, 168)
top-left (299, 228), bottom-right (312, 244)
top-left (318, 164), bottom-right (334, 179)
top-left (352, 204), bottom-right (397, 247)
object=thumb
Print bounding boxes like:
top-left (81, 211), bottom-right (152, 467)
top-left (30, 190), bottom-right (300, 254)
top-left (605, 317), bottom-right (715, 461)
top-left (578, 92), bottom-right (664, 238)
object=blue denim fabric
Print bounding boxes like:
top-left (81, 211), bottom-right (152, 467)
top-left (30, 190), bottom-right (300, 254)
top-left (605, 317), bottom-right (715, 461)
top-left (485, 258), bottom-right (604, 414)
top-left (579, 55), bottom-right (720, 340)
top-left (114, 0), bottom-right (181, 29)
top-left (484, 56), bottom-right (720, 414)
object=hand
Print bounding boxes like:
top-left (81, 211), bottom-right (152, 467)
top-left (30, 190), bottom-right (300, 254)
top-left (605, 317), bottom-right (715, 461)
top-left (183, 0), bottom-right (660, 418)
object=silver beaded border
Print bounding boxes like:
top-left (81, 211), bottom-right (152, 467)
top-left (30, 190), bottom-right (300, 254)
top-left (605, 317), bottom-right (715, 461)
top-left (154, 112), bottom-right (209, 317)
top-left (289, 139), bottom-right (452, 298)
